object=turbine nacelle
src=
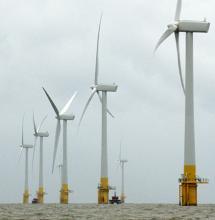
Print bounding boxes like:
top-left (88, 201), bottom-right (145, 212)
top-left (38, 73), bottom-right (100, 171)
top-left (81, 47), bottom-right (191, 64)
top-left (20, 144), bottom-right (33, 149)
top-left (167, 20), bottom-right (210, 34)
top-left (91, 84), bottom-right (118, 92)
top-left (34, 131), bottom-right (49, 137)
top-left (120, 159), bottom-right (128, 163)
top-left (56, 114), bottom-right (75, 121)
top-left (178, 20), bottom-right (210, 33)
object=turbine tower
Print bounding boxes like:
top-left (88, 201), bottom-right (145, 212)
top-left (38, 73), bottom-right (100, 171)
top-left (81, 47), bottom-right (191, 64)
top-left (19, 116), bottom-right (33, 204)
top-left (79, 15), bottom-right (118, 204)
top-left (43, 88), bottom-right (77, 204)
top-left (58, 164), bottom-right (63, 185)
top-left (154, 0), bottom-right (210, 206)
top-left (119, 143), bottom-right (128, 203)
top-left (32, 113), bottom-right (49, 204)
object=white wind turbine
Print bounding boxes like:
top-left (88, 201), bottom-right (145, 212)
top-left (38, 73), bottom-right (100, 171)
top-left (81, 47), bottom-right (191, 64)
top-left (32, 113), bottom-right (49, 204)
top-left (43, 88), bottom-right (77, 204)
top-left (118, 141), bottom-right (128, 204)
top-left (79, 15), bottom-right (118, 204)
top-left (154, 0), bottom-right (210, 206)
top-left (19, 115), bottom-right (33, 204)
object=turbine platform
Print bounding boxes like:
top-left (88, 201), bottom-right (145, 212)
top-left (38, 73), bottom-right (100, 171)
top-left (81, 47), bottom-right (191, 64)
top-left (37, 187), bottom-right (45, 204)
top-left (97, 180), bottom-right (116, 204)
top-left (60, 184), bottom-right (70, 204)
top-left (178, 174), bottom-right (208, 206)
top-left (98, 184), bottom-right (109, 204)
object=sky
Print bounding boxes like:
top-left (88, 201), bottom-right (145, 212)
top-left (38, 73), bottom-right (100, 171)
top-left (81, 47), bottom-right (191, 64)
top-left (0, 0), bottom-right (215, 204)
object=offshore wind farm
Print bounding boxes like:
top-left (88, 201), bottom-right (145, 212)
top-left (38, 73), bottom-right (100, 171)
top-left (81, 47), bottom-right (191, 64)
top-left (1, 0), bottom-right (215, 219)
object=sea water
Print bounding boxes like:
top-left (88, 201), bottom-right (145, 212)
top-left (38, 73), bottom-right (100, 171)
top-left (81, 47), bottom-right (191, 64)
top-left (0, 204), bottom-right (214, 219)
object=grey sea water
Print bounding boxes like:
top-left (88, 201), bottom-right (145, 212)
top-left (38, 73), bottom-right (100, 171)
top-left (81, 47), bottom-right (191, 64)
top-left (0, 204), bottom-right (214, 220)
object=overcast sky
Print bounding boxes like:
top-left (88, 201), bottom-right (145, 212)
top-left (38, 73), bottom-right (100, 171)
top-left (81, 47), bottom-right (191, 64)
top-left (0, 0), bottom-right (215, 204)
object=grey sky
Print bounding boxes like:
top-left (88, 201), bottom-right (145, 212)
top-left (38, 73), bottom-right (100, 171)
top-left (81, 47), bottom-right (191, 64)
top-left (0, 0), bottom-right (214, 203)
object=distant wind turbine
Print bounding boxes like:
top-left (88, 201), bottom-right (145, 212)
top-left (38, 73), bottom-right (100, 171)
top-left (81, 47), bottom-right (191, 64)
top-left (154, 0), bottom-right (210, 206)
top-left (118, 141), bottom-right (128, 204)
top-left (19, 115), bottom-right (33, 204)
top-left (32, 113), bottom-right (49, 204)
top-left (43, 88), bottom-right (77, 204)
top-left (79, 15), bottom-right (118, 204)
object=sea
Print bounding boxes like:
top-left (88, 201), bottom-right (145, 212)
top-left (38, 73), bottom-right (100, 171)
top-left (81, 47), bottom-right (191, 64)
top-left (0, 204), bottom-right (214, 220)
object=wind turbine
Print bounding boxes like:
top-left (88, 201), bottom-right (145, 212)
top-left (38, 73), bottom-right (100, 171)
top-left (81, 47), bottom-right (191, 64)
top-left (32, 113), bottom-right (49, 204)
top-left (119, 141), bottom-right (128, 204)
top-left (43, 88), bottom-right (77, 204)
top-left (79, 15), bottom-right (118, 204)
top-left (154, 0), bottom-right (210, 206)
top-left (19, 116), bottom-right (33, 204)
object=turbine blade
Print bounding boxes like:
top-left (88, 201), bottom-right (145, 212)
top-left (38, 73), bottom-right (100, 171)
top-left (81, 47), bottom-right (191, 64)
top-left (154, 25), bottom-right (177, 52)
top-left (52, 120), bottom-right (61, 173)
top-left (58, 164), bottom-right (61, 177)
top-left (79, 88), bottom-right (97, 126)
top-left (32, 136), bottom-right (38, 172)
top-left (119, 139), bottom-right (122, 161)
top-left (33, 112), bottom-right (37, 134)
top-left (94, 14), bottom-right (103, 85)
top-left (60, 91), bottom-right (78, 115)
top-left (42, 87), bottom-right (59, 117)
top-left (175, 32), bottom-right (185, 94)
top-left (175, 0), bottom-right (182, 21)
top-left (18, 147), bottom-right (24, 164)
top-left (96, 92), bottom-right (114, 118)
top-left (22, 114), bottom-right (25, 145)
top-left (37, 115), bottom-right (48, 133)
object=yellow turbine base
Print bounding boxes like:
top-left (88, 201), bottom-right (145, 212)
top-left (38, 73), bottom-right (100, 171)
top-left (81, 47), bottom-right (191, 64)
top-left (37, 187), bottom-right (45, 204)
top-left (98, 177), bottom-right (109, 204)
top-left (23, 190), bottom-right (29, 204)
top-left (179, 165), bottom-right (197, 206)
top-left (60, 184), bottom-right (69, 204)
top-left (184, 165), bottom-right (196, 180)
top-left (120, 193), bottom-right (126, 204)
